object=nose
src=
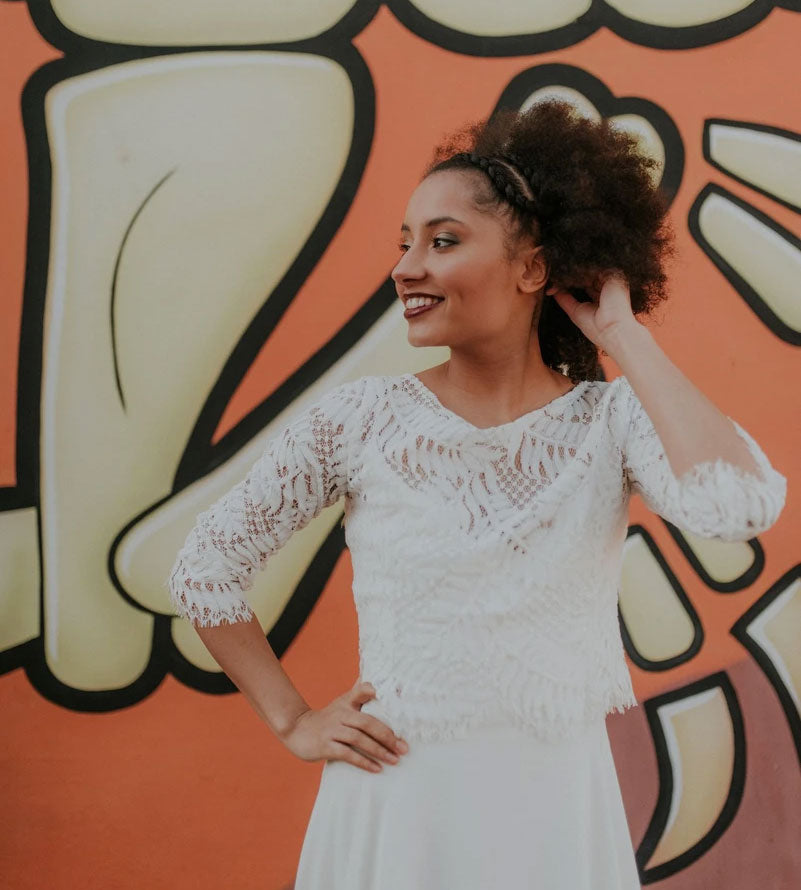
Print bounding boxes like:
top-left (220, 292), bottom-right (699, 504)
top-left (391, 244), bottom-right (426, 286)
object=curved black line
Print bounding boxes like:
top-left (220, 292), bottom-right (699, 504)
top-left (164, 520), bottom-right (349, 693)
top-left (22, 0), bottom-right (801, 57)
top-left (703, 117), bottom-right (801, 215)
top-left (110, 168), bottom-right (176, 411)
top-left (665, 519), bottom-right (765, 593)
top-left (688, 182), bottom-right (801, 346)
top-left (387, 0), bottom-right (796, 56)
top-left (730, 562), bottom-right (801, 770)
top-left (491, 64), bottom-right (684, 206)
top-left (637, 672), bottom-right (746, 883)
top-left (25, 0), bottom-right (383, 56)
top-left (8, 36), bottom-right (378, 711)
top-left (618, 524), bottom-right (703, 672)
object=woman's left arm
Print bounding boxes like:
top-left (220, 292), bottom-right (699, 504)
top-left (550, 273), bottom-right (787, 540)
top-left (602, 321), bottom-right (761, 479)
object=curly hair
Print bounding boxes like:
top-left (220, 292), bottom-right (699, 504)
top-left (422, 99), bottom-right (676, 382)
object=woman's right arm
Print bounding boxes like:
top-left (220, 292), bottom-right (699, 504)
top-left (193, 612), bottom-right (407, 770)
top-left (192, 613), bottom-right (311, 739)
top-left (166, 378), bottom-right (409, 769)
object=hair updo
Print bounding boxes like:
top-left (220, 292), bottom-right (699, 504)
top-left (422, 99), bottom-right (676, 382)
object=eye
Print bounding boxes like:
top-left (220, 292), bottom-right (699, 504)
top-left (397, 237), bottom-right (456, 252)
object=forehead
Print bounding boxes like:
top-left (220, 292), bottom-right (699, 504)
top-left (401, 170), bottom-right (481, 230)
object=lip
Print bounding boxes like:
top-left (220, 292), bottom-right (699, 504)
top-left (401, 291), bottom-right (445, 305)
top-left (403, 298), bottom-right (443, 320)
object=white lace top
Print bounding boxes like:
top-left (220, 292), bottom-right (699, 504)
top-left (166, 373), bottom-right (787, 743)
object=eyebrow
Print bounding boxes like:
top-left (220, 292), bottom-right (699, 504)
top-left (400, 216), bottom-right (465, 232)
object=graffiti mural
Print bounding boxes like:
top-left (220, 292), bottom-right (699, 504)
top-left (1, 0), bottom-right (798, 887)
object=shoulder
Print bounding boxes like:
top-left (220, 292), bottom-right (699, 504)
top-left (585, 376), bottom-right (641, 451)
top-left (292, 373), bottom-right (399, 432)
top-left (573, 375), bottom-right (629, 414)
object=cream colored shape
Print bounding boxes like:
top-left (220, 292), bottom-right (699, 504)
top-left (743, 576), bottom-right (801, 713)
top-left (128, 294), bottom-right (449, 671)
top-left (618, 532), bottom-right (696, 661)
top-left (697, 192), bottom-right (801, 332)
top-left (605, 0), bottom-right (752, 27)
top-left (708, 123), bottom-right (801, 210)
top-left (409, 0), bottom-right (589, 35)
top-left (522, 89), bottom-right (666, 185)
top-left (51, 0), bottom-right (358, 46)
top-left (680, 531), bottom-right (756, 584)
top-left (42, 52), bottom-right (353, 689)
top-left (0, 508), bottom-right (40, 651)
top-left (646, 688), bottom-right (735, 868)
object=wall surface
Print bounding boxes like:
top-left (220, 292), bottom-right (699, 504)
top-left (1, 1), bottom-right (799, 887)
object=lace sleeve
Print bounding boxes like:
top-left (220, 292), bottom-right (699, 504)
top-left (166, 378), bottom-right (366, 627)
top-left (617, 376), bottom-right (787, 542)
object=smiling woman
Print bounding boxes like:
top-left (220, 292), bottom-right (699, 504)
top-left (166, 99), bottom-right (785, 890)
top-left (393, 99), bottom-right (675, 385)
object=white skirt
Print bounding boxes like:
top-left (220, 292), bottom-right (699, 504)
top-left (294, 713), bottom-right (642, 889)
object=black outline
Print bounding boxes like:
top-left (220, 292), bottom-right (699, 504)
top-left (15, 0), bottom-right (801, 55)
top-left (490, 64), bottom-right (684, 206)
top-left (388, 0), bottom-right (801, 56)
top-left (23, 0), bottom-right (383, 57)
top-left (111, 169), bottom-right (176, 410)
top-left (688, 183), bottom-right (801, 345)
top-left (664, 520), bottom-right (765, 593)
top-left (636, 672), bottom-right (746, 883)
top-left (704, 118), bottom-right (801, 215)
top-left (618, 524), bottom-right (703, 672)
top-left (2, 39), bottom-right (383, 709)
top-left (730, 562), bottom-right (801, 769)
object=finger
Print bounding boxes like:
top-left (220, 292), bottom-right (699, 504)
top-left (328, 740), bottom-right (383, 773)
top-left (551, 288), bottom-right (581, 317)
top-left (348, 713), bottom-right (407, 755)
top-left (337, 725), bottom-right (402, 764)
top-left (350, 681), bottom-right (377, 705)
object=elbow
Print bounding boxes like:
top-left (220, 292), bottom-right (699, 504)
top-left (677, 468), bottom-right (787, 542)
top-left (165, 564), bottom-right (255, 628)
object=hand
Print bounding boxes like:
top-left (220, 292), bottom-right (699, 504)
top-left (279, 679), bottom-right (409, 773)
top-left (546, 270), bottom-right (641, 351)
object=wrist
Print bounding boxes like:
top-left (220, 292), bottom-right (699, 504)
top-left (271, 701), bottom-right (312, 739)
top-left (599, 318), bottom-right (653, 364)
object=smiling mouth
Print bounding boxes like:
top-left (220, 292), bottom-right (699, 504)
top-left (404, 299), bottom-right (444, 318)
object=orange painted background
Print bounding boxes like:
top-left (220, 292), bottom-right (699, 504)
top-left (1, 2), bottom-right (799, 888)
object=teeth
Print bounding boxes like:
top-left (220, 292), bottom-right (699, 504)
top-left (406, 296), bottom-right (441, 308)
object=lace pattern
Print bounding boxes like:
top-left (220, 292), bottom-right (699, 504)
top-left (165, 372), bottom-right (787, 742)
top-left (165, 379), bottom-right (365, 627)
top-left (619, 377), bottom-right (787, 541)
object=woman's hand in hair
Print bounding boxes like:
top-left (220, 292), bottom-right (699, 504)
top-left (546, 270), bottom-right (642, 352)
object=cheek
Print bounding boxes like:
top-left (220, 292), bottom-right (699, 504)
top-left (440, 253), bottom-right (498, 295)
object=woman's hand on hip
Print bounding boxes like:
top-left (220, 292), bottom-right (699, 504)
top-left (278, 679), bottom-right (409, 774)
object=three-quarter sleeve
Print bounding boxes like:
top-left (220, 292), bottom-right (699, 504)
top-left (617, 376), bottom-right (787, 541)
top-left (166, 377), bottom-right (366, 627)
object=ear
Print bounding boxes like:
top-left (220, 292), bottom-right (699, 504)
top-left (516, 243), bottom-right (549, 294)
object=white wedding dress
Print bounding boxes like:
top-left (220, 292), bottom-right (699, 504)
top-left (167, 372), bottom-right (787, 890)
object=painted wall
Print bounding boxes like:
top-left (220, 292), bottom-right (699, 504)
top-left (1, 1), bottom-right (799, 887)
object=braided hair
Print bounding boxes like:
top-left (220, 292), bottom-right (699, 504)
top-left (422, 100), bottom-right (675, 382)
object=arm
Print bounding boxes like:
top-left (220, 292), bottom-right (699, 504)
top-left (606, 322), bottom-right (787, 540)
top-left (166, 379), bottom-right (362, 626)
top-left (193, 614), bottom-right (310, 738)
top-left (608, 322), bottom-right (762, 477)
top-left (165, 379), bottom-right (365, 733)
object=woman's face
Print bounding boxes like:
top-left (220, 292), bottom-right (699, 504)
top-left (391, 169), bottom-right (546, 351)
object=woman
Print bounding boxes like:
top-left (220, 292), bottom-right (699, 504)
top-left (167, 100), bottom-right (787, 888)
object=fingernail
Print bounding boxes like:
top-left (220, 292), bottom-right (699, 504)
top-left (397, 739), bottom-right (409, 753)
